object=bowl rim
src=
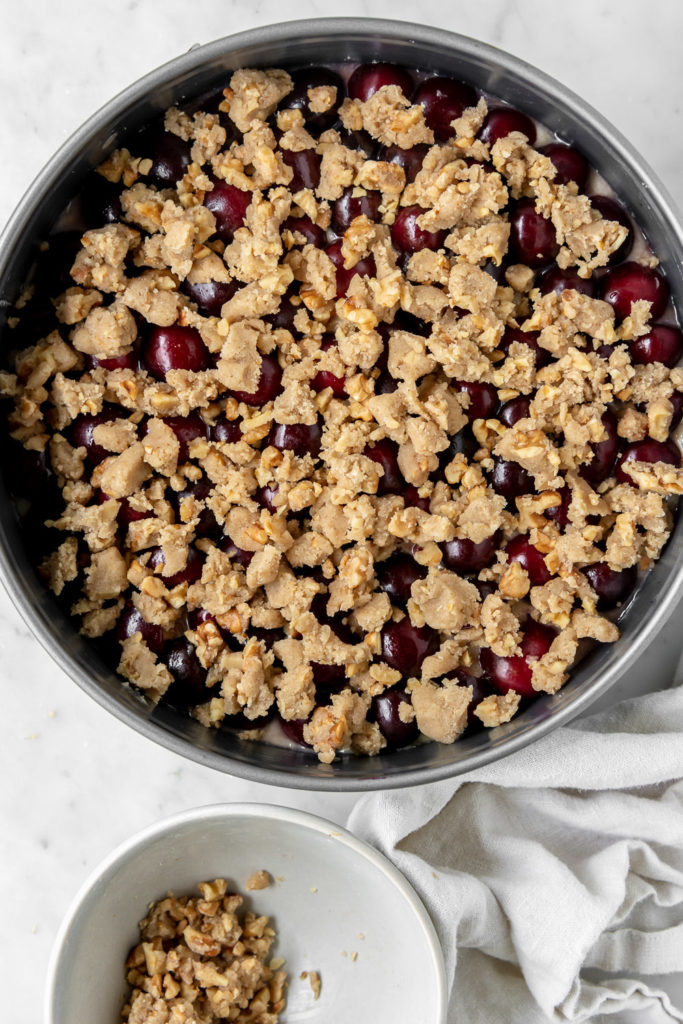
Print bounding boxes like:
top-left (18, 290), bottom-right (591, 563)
top-left (43, 800), bottom-right (449, 1024)
top-left (1, 16), bottom-right (682, 791)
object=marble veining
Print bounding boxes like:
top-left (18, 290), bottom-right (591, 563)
top-left (1, 3), bottom-right (682, 1021)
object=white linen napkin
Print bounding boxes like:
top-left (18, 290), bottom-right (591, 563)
top-left (348, 676), bottom-right (683, 1023)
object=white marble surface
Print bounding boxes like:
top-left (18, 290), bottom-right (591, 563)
top-left (1, 3), bottom-right (682, 1021)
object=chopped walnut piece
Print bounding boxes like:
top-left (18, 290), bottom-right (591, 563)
top-left (474, 691), bottom-right (521, 727)
top-left (245, 870), bottom-right (272, 891)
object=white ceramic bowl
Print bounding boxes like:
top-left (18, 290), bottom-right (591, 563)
top-left (45, 803), bottom-right (447, 1023)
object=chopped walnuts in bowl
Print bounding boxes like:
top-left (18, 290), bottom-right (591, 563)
top-left (2, 59), bottom-right (682, 765)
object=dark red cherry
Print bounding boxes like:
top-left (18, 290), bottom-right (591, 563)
top-left (282, 215), bottom-right (325, 248)
top-left (540, 143), bottom-right (589, 190)
top-left (7, 443), bottom-right (52, 501)
top-left (255, 484), bottom-right (280, 514)
top-left (183, 278), bottom-right (238, 317)
top-left (98, 489), bottom-right (152, 529)
top-left (379, 144), bottom-right (429, 183)
top-left (456, 671), bottom-right (495, 733)
top-left (331, 186), bottom-right (381, 234)
top-left (222, 706), bottom-right (275, 732)
top-left (348, 62), bottom-right (414, 102)
top-left (269, 419), bottom-right (323, 458)
top-left (616, 439), bottom-right (681, 485)
top-left (81, 174), bottom-right (123, 227)
top-left (500, 328), bottom-right (546, 366)
top-left (162, 638), bottom-right (208, 709)
top-left (376, 552), bottom-right (427, 604)
top-left (281, 67), bottom-right (344, 134)
top-left (670, 393), bottom-right (683, 431)
top-left (442, 531), bottom-right (501, 574)
top-left (536, 266), bottom-right (596, 298)
top-left (264, 292), bottom-right (301, 334)
top-left (149, 132), bottom-right (192, 186)
top-left (414, 76), bottom-right (478, 141)
top-left (544, 486), bottom-right (571, 529)
top-left (480, 618), bottom-right (558, 699)
top-left (311, 337), bottom-right (346, 397)
top-left (391, 205), bottom-right (447, 254)
top-left (452, 380), bottom-right (499, 421)
top-left (506, 534), bottom-right (551, 586)
top-left (142, 325), bottom-right (210, 378)
top-left (204, 181), bottom-right (252, 244)
top-left (490, 456), bottom-right (534, 500)
top-left (580, 409), bottom-right (618, 484)
top-left (70, 405), bottom-right (127, 465)
top-left (365, 439), bottom-right (404, 495)
top-left (279, 715), bottom-right (311, 747)
top-left (510, 199), bottom-right (559, 269)
top-left (392, 309), bottom-right (432, 337)
top-left (404, 486), bottom-right (430, 511)
top-left (116, 602), bottom-right (163, 656)
top-left (230, 354), bottom-right (282, 406)
top-left (588, 195), bottom-right (633, 267)
top-left (171, 477), bottom-right (218, 538)
top-left (499, 396), bottom-right (531, 427)
top-left (218, 537), bottom-right (253, 568)
top-left (86, 350), bottom-right (138, 372)
top-left (336, 126), bottom-right (377, 157)
top-left (475, 579), bottom-right (498, 601)
top-left (326, 240), bottom-right (376, 298)
top-left (282, 149), bottom-right (322, 191)
top-left (480, 107), bottom-right (537, 146)
top-left (380, 617), bottom-right (439, 677)
top-left (372, 686), bottom-right (419, 748)
top-left (148, 544), bottom-right (204, 587)
top-left (582, 563), bottom-right (637, 611)
top-left (151, 412), bottom-right (207, 462)
top-left (630, 324), bottom-right (682, 368)
top-left (375, 371), bottom-right (398, 395)
top-left (599, 261), bottom-right (669, 321)
top-left (209, 416), bottom-right (242, 443)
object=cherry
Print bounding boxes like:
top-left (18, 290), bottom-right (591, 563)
top-left (71, 405), bottom-right (128, 465)
top-left (480, 618), bottom-right (558, 698)
top-left (630, 324), bottom-right (682, 368)
top-left (456, 671), bottom-right (495, 734)
top-left (269, 419), bottom-right (323, 458)
top-left (331, 186), bottom-right (381, 233)
top-left (148, 544), bottom-right (204, 587)
top-left (452, 380), bottom-right (499, 421)
top-left (588, 195), bottom-right (633, 267)
top-left (281, 67), bottom-right (344, 134)
top-left (209, 416), bottom-right (242, 443)
top-left (392, 309), bottom-right (432, 337)
top-left (183, 278), bottom-right (238, 317)
top-left (81, 174), bottom-right (123, 226)
top-left (391, 205), bottom-right (447, 253)
top-left (616, 439), bottom-right (681, 484)
top-left (149, 412), bottom-right (207, 462)
top-left (142, 325), bottom-right (210, 378)
top-left (348, 62), bottom-right (414, 102)
top-left (381, 617), bottom-right (439, 677)
top-left (116, 602), bottom-right (164, 656)
top-left (480, 107), bottom-right (537, 146)
top-left (372, 686), bottom-right (419, 748)
top-left (230, 353), bottom-right (282, 405)
top-left (540, 142), bottom-right (589, 190)
top-left (222, 707), bottom-right (275, 732)
top-left (255, 484), bottom-right (280, 513)
top-left (282, 149), bottom-right (322, 191)
top-left (404, 486), bottom-right (430, 512)
top-left (499, 396), bottom-right (531, 427)
top-left (670, 393), bottom-right (683, 431)
top-left (379, 143), bottom-right (429, 183)
top-left (311, 337), bottom-right (346, 397)
top-left (265, 293), bottom-right (301, 334)
top-left (490, 456), bottom-right (534, 501)
top-left (376, 552), bottom-right (427, 604)
top-left (506, 534), bottom-right (551, 586)
top-left (599, 261), bottom-right (669, 321)
top-left (579, 409), bottom-right (618, 484)
top-left (279, 715), bottom-right (311, 747)
top-left (365, 439), bottom-right (404, 495)
top-left (544, 485), bottom-right (571, 529)
top-left (282, 215), bottom-right (325, 248)
top-left (414, 76), bottom-right (478, 141)
top-left (98, 488), bottom-right (152, 529)
top-left (326, 240), bottom-right (376, 298)
top-left (536, 266), bottom-right (596, 298)
top-left (374, 371), bottom-right (397, 395)
top-left (87, 350), bottom-right (138, 372)
top-left (149, 132), bottom-right (192, 186)
top-left (162, 638), bottom-right (208, 709)
top-left (7, 444), bottom-right (51, 501)
top-left (442, 531), bottom-right (501, 574)
top-left (218, 537), bottom-right (253, 568)
top-left (204, 181), bottom-right (251, 243)
top-left (170, 477), bottom-right (218, 537)
top-left (582, 563), bottom-right (637, 610)
top-left (510, 199), bottom-right (559, 268)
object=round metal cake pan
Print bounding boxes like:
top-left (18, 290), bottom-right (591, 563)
top-left (0, 18), bottom-right (681, 790)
